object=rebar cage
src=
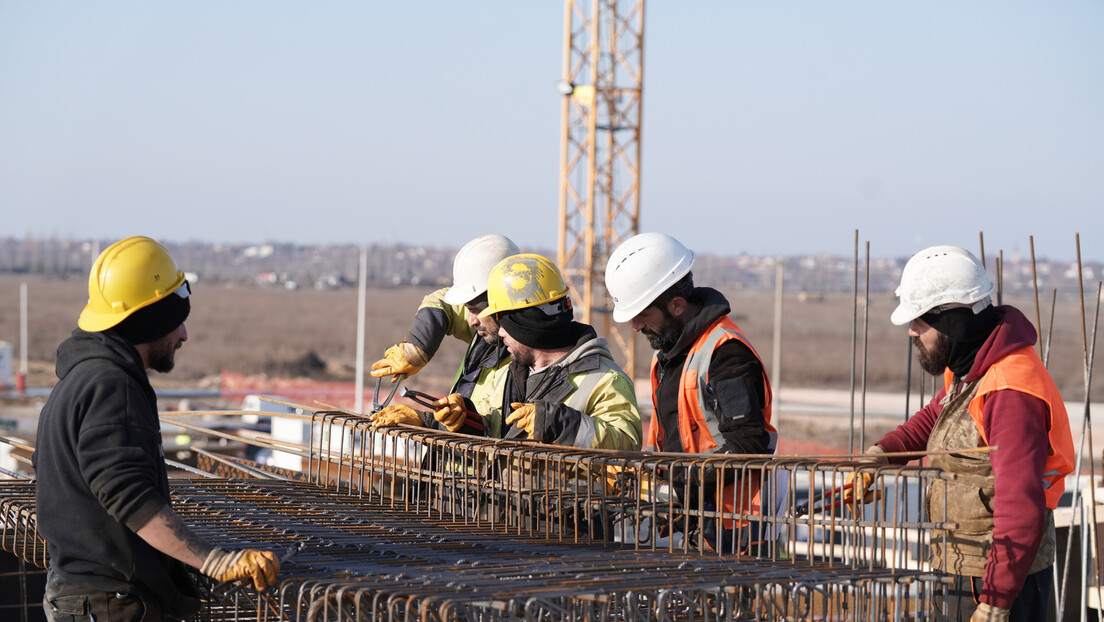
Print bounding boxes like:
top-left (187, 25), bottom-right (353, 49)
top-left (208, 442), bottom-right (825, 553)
top-left (1, 406), bottom-right (958, 621)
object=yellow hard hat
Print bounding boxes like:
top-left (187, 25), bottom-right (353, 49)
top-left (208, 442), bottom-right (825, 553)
top-left (479, 254), bottom-right (569, 318)
top-left (78, 236), bottom-right (186, 332)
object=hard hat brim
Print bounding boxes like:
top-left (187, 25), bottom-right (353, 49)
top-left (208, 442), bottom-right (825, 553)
top-left (442, 285), bottom-right (480, 306)
top-left (889, 303), bottom-right (920, 327)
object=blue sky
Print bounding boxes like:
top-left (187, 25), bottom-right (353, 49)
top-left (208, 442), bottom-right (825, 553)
top-left (2, 2), bottom-right (1101, 262)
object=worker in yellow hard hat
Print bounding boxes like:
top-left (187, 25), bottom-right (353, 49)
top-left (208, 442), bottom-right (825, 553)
top-left (478, 254), bottom-right (642, 450)
top-left (34, 236), bottom-right (281, 621)
top-left (370, 234), bottom-right (520, 432)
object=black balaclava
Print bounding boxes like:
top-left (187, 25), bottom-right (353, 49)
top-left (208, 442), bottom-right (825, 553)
top-left (920, 305), bottom-right (999, 377)
top-left (499, 298), bottom-right (575, 349)
top-left (111, 283), bottom-right (191, 345)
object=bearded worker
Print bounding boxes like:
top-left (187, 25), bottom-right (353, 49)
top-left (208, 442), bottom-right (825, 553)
top-left (33, 236), bottom-right (281, 622)
top-left (852, 245), bottom-right (1074, 622)
top-left (604, 232), bottom-right (776, 554)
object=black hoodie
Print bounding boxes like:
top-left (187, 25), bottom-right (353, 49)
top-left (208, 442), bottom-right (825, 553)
top-left (33, 329), bottom-right (200, 617)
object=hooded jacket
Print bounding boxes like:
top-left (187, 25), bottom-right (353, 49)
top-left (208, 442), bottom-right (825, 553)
top-left (32, 329), bottom-right (200, 618)
top-left (651, 288), bottom-right (772, 455)
top-left (493, 323), bottom-right (642, 450)
top-left (875, 305), bottom-right (1069, 609)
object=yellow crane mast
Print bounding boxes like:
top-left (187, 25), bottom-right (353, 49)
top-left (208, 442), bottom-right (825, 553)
top-left (556, 0), bottom-right (644, 378)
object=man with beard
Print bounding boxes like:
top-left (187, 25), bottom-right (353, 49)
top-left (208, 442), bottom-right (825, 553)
top-left (604, 232), bottom-right (776, 554)
top-left (479, 254), bottom-right (642, 449)
top-left (852, 245), bottom-right (1074, 622)
top-left (34, 236), bottom-right (280, 622)
top-left (370, 234), bottom-right (519, 432)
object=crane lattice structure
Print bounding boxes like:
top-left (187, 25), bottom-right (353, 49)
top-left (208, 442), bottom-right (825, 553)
top-left (557, 0), bottom-right (644, 379)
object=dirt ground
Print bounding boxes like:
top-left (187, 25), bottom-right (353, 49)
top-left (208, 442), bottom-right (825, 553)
top-left (2, 273), bottom-right (1102, 455)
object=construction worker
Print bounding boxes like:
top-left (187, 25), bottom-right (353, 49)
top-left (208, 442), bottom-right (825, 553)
top-left (33, 236), bottom-right (280, 622)
top-left (369, 234), bottom-right (520, 432)
top-left (480, 254), bottom-right (642, 450)
top-left (604, 232), bottom-right (777, 554)
top-left (850, 245), bottom-right (1074, 622)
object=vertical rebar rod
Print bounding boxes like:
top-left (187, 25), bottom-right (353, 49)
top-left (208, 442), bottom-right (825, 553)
top-left (996, 250), bottom-right (1004, 306)
top-left (861, 241), bottom-right (871, 451)
top-left (1030, 236), bottom-right (1042, 358)
top-left (904, 336), bottom-right (912, 422)
top-left (850, 230), bottom-right (859, 454)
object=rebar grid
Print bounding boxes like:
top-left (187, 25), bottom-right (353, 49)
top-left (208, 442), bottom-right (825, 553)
top-left (0, 477), bottom-right (952, 622)
top-left (281, 409), bottom-right (953, 568)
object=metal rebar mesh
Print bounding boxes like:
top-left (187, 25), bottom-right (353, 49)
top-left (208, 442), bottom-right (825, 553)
top-left (1, 476), bottom-right (951, 622)
top-left (267, 409), bottom-right (954, 569)
top-left (1, 407), bottom-right (958, 621)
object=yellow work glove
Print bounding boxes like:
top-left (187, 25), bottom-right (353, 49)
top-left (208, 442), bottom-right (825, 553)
top-left (370, 404), bottom-right (423, 427)
top-left (370, 343), bottom-right (429, 383)
top-left (971, 603), bottom-right (1010, 622)
top-left (505, 402), bottom-right (536, 438)
top-left (433, 393), bottom-right (468, 432)
top-left (200, 548), bottom-right (281, 591)
top-left (843, 445), bottom-right (887, 505)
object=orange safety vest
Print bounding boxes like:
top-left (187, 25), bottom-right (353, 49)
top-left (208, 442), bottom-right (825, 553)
top-left (647, 316), bottom-right (777, 529)
top-left (942, 346), bottom-right (1075, 510)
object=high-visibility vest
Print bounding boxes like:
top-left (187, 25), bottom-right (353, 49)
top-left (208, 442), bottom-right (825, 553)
top-left (942, 346), bottom-right (1075, 509)
top-left (647, 316), bottom-right (777, 528)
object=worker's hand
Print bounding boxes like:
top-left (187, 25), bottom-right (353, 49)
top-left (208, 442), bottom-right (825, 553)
top-left (201, 548), bottom-right (280, 591)
top-left (433, 393), bottom-right (468, 432)
top-left (370, 343), bottom-right (429, 382)
top-left (370, 404), bottom-right (423, 427)
top-left (970, 603), bottom-right (1010, 622)
top-left (842, 445), bottom-right (888, 505)
top-left (505, 402), bottom-right (537, 438)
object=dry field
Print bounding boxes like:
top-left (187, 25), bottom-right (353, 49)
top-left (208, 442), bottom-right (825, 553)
top-left (2, 273), bottom-right (1100, 400)
top-left (2, 273), bottom-right (1101, 453)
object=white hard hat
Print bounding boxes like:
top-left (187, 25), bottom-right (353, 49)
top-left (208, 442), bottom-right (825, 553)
top-left (605, 232), bottom-right (694, 323)
top-left (442, 234), bottom-right (521, 305)
top-left (890, 245), bottom-right (994, 326)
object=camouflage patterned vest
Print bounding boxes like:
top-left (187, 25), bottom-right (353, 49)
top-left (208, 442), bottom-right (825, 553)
top-left (927, 378), bottom-right (1055, 577)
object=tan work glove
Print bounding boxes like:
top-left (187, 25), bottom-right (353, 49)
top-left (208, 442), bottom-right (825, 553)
top-left (200, 548), bottom-right (281, 591)
top-left (971, 603), bottom-right (1010, 622)
top-left (843, 445), bottom-right (888, 505)
top-left (370, 343), bottom-right (429, 382)
top-left (370, 404), bottom-right (423, 427)
top-left (505, 402), bottom-right (537, 438)
top-left (433, 393), bottom-right (468, 432)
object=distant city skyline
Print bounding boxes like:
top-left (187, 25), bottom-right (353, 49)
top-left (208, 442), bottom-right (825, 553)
top-left (2, 2), bottom-right (1101, 262)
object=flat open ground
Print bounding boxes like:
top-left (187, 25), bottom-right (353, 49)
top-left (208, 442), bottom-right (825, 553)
top-left (2, 273), bottom-right (1102, 458)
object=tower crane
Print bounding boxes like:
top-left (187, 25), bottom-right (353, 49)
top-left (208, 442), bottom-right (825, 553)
top-left (556, 0), bottom-right (644, 379)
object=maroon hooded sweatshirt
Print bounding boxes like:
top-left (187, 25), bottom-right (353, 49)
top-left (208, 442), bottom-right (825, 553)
top-left (876, 305), bottom-right (1053, 609)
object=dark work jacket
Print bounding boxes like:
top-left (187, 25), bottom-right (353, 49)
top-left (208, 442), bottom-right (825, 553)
top-left (653, 287), bottom-right (771, 455)
top-left (32, 329), bottom-right (201, 618)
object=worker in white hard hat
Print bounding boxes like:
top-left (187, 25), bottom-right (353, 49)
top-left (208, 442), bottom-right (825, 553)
top-left (33, 236), bottom-right (280, 622)
top-left (850, 245), bottom-right (1074, 622)
top-left (370, 234), bottom-right (520, 432)
top-left (480, 254), bottom-right (642, 450)
top-left (605, 232), bottom-right (777, 555)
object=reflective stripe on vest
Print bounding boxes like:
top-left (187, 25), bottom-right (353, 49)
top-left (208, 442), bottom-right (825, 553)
top-left (942, 346), bottom-right (1075, 509)
top-left (562, 358), bottom-right (617, 448)
top-left (646, 316), bottom-right (776, 454)
top-left (646, 316), bottom-right (777, 529)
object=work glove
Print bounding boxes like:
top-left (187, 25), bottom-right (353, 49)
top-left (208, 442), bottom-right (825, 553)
top-left (433, 393), bottom-right (468, 432)
top-left (370, 343), bottom-right (429, 383)
top-left (200, 548), bottom-right (281, 591)
top-left (843, 445), bottom-right (888, 505)
top-left (505, 402), bottom-right (537, 439)
top-left (370, 404), bottom-right (423, 427)
top-left (970, 603), bottom-right (1010, 622)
